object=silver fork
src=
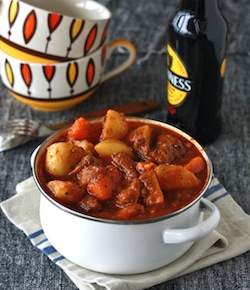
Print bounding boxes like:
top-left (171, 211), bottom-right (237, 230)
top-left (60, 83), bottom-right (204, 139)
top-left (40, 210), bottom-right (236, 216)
top-left (0, 119), bottom-right (58, 137)
top-left (0, 118), bottom-right (73, 152)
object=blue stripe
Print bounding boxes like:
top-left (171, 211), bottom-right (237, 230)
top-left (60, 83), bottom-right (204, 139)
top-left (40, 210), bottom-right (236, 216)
top-left (53, 256), bottom-right (65, 263)
top-left (42, 246), bottom-right (57, 256)
top-left (35, 238), bottom-right (48, 247)
top-left (210, 192), bottom-right (229, 203)
top-left (204, 183), bottom-right (223, 198)
top-left (28, 229), bottom-right (44, 239)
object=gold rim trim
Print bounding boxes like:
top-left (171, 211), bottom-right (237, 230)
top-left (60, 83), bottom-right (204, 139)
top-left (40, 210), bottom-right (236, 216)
top-left (9, 88), bottom-right (96, 111)
top-left (0, 39), bottom-right (63, 63)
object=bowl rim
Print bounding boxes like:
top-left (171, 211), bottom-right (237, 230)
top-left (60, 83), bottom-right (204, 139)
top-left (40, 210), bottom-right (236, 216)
top-left (32, 116), bottom-right (213, 225)
top-left (6, 0), bottom-right (112, 22)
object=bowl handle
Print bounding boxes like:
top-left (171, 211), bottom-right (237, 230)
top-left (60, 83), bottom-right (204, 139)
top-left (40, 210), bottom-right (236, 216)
top-left (163, 198), bottom-right (220, 244)
top-left (100, 39), bottom-right (136, 83)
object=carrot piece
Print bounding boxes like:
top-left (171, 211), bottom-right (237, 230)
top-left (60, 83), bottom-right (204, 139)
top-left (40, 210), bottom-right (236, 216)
top-left (67, 117), bottom-right (100, 143)
top-left (184, 156), bottom-right (206, 174)
top-left (87, 166), bottom-right (122, 201)
top-left (116, 204), bottom-right (145, 220)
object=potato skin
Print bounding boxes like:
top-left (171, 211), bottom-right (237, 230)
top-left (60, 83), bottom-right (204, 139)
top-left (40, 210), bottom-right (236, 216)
top-left (100, 109), bottom-right (128, 141)
top-left (94, 139), bottom-right (133, 158)
top-left (155, 164), bottom-right (200, 191)
top-left (45, 142), bottom-right (84, 177)
top-left (48, 180), bottom-right (85, 203)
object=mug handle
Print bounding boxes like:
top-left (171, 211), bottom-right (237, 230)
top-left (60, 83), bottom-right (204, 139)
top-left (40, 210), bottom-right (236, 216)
top-left (100, 39), bottom-right (136, 83)
top-left (163, 198), bottom-right (220, 244)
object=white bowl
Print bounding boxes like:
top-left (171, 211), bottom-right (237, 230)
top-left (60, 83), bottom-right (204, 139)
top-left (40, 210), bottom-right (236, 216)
top-left (32, 117), bottom-right (220, 274)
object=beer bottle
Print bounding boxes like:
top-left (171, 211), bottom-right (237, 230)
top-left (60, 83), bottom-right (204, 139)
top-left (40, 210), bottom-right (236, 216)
top-left (166, 0), bottom-right (228, 144)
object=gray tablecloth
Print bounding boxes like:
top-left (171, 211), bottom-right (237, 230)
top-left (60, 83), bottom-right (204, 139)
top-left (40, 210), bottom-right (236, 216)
top-left (0, 0), bottom-right (249, 289)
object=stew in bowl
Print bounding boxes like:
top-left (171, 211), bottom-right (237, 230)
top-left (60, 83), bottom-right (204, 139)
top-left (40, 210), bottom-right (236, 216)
top-left (35, 109), bottom-right (210, 221)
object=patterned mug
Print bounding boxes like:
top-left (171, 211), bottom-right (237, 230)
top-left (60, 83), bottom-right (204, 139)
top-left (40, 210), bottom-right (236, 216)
top-left (0, 39), bottom-right (137, 111)
top-left (0, 0), bottom-right (111, 61)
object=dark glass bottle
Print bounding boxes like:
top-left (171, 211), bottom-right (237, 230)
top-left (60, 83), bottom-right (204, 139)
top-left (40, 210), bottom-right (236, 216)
top-left (166, 0), bottom-right (228, 144)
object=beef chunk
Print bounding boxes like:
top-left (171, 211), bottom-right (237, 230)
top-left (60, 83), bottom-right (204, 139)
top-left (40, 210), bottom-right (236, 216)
top-left (116, 178), bottom-right (142, 207)
top-left (79, 195), bottom-right (102, 213)
top-left (111, 152), bottom-right (138, 181)
top-left (149, 133), bottom-right (186, 164)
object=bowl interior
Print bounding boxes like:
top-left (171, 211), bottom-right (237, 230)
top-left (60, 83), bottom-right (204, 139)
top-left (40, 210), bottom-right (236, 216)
top-left (33, 117), bottom-right (213, 222)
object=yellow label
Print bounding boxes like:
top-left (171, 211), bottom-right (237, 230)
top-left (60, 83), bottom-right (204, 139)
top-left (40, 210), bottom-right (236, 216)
top-left (167, 44), bottom-right (192, 106)
top-left (220, 58), bottom-right (227, 78)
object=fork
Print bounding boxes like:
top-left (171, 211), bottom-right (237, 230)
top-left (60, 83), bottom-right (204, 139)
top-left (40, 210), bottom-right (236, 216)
top-left (0, 119), bottom-right (68, 152)
top-left (0, 119), bottom-right (69, 137)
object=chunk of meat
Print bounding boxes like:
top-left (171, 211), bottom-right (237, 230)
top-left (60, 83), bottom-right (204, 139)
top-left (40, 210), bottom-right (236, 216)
top-left (139, 170), bottom-right (164, 205)
top-left (79, 195), bottom-right (102, 213)
top-left (111, 152), bottom-right (138, 181)
top-left (136, 161), bottom-right (157, 174)
top-left (68, 151), bottom-right (94, 176)
top-left (155, 164), bottom-right (200, 191)
top-left (116, 178), bottom-right (142, 207)
top-left (127, 125), bottom-right (153, 160)
top-left (149, 133), bottom-right (186, 164)
top-left (78, 165), bottom-right (106, 187)
top-left (71, 139), bottom-right (95, 151)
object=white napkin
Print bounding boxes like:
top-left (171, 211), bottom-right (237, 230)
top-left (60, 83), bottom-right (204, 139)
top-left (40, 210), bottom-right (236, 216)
top-left (1, 175), bottom-right (250, 290)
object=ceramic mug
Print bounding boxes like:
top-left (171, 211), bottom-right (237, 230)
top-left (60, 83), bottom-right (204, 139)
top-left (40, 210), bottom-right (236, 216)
top-left (0, 0), bottom-right (111, 61)
top-left (0, 39), bottom-right (136, 111)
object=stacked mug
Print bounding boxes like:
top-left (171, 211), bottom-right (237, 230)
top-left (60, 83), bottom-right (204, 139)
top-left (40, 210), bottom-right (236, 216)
top-left (0, 0), bottom-right (136, 111)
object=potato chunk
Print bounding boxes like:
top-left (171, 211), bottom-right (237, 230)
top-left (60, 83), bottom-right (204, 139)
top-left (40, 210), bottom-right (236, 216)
top-left (95, 139), bottom-right (133, 158)
top-left (100, 109), bottom-right (128, 141)
top-left (155, 164), bottom-right (200, 191)
top-left (45, 142), bottom-right (84, 177)
top-left (48, 180), bottom-right (85, 203)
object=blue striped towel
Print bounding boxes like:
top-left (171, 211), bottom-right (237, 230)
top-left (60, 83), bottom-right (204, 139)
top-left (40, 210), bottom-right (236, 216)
top-left (1, 175), bottom-right (250, 290)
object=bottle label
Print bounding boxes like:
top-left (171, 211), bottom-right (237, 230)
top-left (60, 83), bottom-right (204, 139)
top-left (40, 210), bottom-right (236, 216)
top-left (167, 44), bottom-right (192, 106)
top-left (220, 58), bottom-right (227, 78)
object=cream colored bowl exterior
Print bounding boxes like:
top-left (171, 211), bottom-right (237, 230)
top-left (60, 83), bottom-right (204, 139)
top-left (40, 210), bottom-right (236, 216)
top-left (0, 39), bottom-right (136, 100)
top-left (33, 118), bottom-right (220, 274)
top-left (0, 0), bottom-right (111, 59)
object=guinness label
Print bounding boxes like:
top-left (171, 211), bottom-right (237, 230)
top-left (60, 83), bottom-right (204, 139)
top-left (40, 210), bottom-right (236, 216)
top-left (167, 44), bottom-right (192, 106)
top-left (220, 58), bottom-right (227, 78)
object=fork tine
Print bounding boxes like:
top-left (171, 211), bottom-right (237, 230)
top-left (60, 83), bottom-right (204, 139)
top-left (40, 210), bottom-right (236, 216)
top-left (1, 119), bottom-right (24, 128)
top-left (0, 118), bottom-right (56, 137)
top-left (0, 119), bottom-right (38, 135)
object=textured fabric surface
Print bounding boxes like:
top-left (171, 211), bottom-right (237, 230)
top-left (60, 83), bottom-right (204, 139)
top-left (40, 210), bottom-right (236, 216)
top-left (0, 0), bottom-right (250, 289)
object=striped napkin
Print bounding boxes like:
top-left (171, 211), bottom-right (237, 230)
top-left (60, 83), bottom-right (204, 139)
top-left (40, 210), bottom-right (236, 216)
top-left (1, 175), bottom-right (250, 290)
